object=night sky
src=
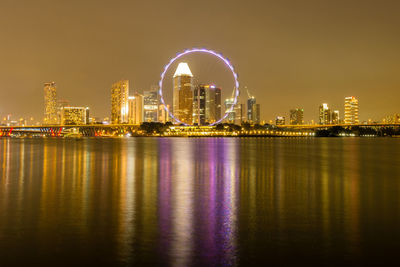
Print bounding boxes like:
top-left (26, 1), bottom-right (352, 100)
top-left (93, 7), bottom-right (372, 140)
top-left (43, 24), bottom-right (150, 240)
top-left (1, 0), bottom-right (399, 122)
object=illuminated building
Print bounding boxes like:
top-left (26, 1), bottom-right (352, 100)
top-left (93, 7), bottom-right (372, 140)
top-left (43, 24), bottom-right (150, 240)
top-left (251, 103), bottom-right (260, 124)
top-left (247, 96), bottom-right (256, 123)
top-left (57, 99), bottom-right (70, 123)
top-left (193, 84), bottom-right (221, 125)
top-left (319, 103), bottom-right (331, 124)
top-left (158, 104), bottom-right (170, 123)
top-left (332, 110), bottom-right (340, 124)
top-left (143, 90), bottom-right (158, 122)
top-left (62, 107), bottom-right (89, 125)
top-left (224, 98), bottom-right (235, 123)
top-left (234, 104), bottom-right (244, 124)
top-left (128, 93), bottom-right (143, 124)
top-left (275, 116), bottom-right (285, 125)
top-left (111, 80), bottom-right (129, 124)
top-left (173, 62), bottom-right (193, 124)
top-left (44, 82), bottom-right (58, 124)
top-left (344, 96), bottom-right (359, 124)
top-left (290, 108), bottom-right (304, 125)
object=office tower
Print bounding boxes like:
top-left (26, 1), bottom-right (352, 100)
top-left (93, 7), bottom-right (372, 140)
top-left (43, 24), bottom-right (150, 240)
top-left (215, 87), bottom-right (221, 122)
top-left (275, 116), bottom-right (285, 126)
top-left (44, 82), bottom-right (58, 124)
top-left (173, 62), bottom-right (193, 124)
top-left (247, 96), bottom-right (256, 123)
top-left (252, 103), bottom-right (260, 124)
top-left (128, 93), bottom-right (143, 124)
top-left (143, 90), bottom-right (158, 122)
top-left (319, 103), bottom-right (331, 124)
top-left (158, 104), bottom-right (170, 123)
top-left (344, 96), bottom-right (359, 124)
top-left (224, 98), bottom-right (236, 123)
top-left (61, 107), bottom-right (89, 125)
top-left (111, 80), bottom-right (129, 124)
top-left (193, 84), bottom-right (221, 125)
top-left (289, 108), bottom-right (304, 125)
top-left (332, 110), bottom-right (340, 124)
top-left (234, 104), bottom-right (244, 125)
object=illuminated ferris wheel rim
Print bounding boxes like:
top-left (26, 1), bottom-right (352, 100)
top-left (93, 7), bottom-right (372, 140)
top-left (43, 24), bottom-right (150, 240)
top-left (158, 48), bottom-right (240, 126)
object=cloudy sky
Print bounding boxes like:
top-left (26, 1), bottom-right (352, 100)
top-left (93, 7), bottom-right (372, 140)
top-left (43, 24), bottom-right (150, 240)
top-left (1, 0), bottom-right (399, 122)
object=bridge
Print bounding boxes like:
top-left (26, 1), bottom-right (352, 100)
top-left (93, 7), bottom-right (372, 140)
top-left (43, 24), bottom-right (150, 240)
top-left (1, 123), bottom-right (399, 137)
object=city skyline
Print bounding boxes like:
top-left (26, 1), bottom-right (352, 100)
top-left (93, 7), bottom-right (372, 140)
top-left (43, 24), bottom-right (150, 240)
top-left (1, 0), bottom-right (400, 122)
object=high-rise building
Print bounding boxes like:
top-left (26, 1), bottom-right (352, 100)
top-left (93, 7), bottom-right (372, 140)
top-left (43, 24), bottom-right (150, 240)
top-left (275, 116), bottom-right (285, 125)
top-left (143, 90), bottom-right (158, 122)
top-left (319, 103), bottom-right (331, 125)
top-left (173, 62), bottom-right (193, 124)
top-left (193, 84), bottom-right (221, 125)
top-left (62, 107), bottom-right (89, 125)
top-left (128, 93), bottom-right (143, 124)
top-left (234, 104), bottom-right (245, 125)
top-left (247, 96), bottom-right (256, 123)
top-left (344, 96), bottom-right (359, 124)
top-left (332, 110), bottom-right (340, 124)
top-left (224, 98), bottom-right (236, 123)
top-left (252, 103), bottom-right (261, 124)
top-left (289, 108), bottom-right (304, 125)
top-left (111, 80), bottom-right (129, 124)
top-left (44, 82), bottom-right (58, 124)
top-left (158, 104), bottom-right (170, 123)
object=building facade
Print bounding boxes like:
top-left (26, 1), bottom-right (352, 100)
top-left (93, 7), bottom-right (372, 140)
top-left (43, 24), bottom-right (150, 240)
top-left (344, 96), bottom-right (359, 124)
top-left (44, 82), bottom-right (58, 124)
top-left (158, 104), bottom-right (170, 123)
top-left (224, 98), bottom-right (236, 123)
top-left (143, 90), bottom-right (158, 122)
top-left (247, 96), bottom-right (256, 123)
top-left (128, 93), bottom-right (143, 125)
top-left (193, 84), bottom-right (222, 125)
top-left (173, 63), bottom-right (193, 124)
top-left (332, 110), bottom-right (340, 124)
top-left (111, 80), bottom-right (129, 124)
top-left (62, 107), bottom-right (89, 125)
top-left (289, 108), bottom-right (304, 125)
top-left (275, 116), bottom-right (285, 126)
top-left (319, 103), bottom-right (331, 124)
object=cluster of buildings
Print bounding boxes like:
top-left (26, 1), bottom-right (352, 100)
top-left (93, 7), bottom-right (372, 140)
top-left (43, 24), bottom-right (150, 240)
top-left (110, 62), bottom-right (261, 126)
top-left (43, 82), bottom-right (90, 125)
top-left (275, 96), bottom-right (360, 126)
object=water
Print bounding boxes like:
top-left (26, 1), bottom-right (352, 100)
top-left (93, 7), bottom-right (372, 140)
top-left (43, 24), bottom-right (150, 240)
top-left (1, 137), bottom-right (400, 266)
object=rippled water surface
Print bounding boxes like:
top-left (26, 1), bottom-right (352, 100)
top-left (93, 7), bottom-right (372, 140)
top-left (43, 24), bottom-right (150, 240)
top-left (1, 137), bottom-right (400, 266)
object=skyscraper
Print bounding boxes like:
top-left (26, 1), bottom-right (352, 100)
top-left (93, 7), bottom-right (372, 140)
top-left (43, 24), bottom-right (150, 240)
top-left (143, 90), bottom-right (158, 122)
top-left (344, 96), bottom-right (359, 124)
top-left (224, 98), bottom-right (235, 123)
top-left (111, 80), bottom-right (129, 124)
top-left (193, 84), bottom-right (221, 125)
top-left (128, 93), bottom-right (143, 124)
top-left (234, 104), bottom-right (244, 125)
top-left (247, 96), bottom-right (256, 123)
top-left (332, 110), bottom-right (340, 124)
top-left (252, 103), bottom-right (261, 124)
top-left (158, 104), bottom-right (170, 123)
top-left (44, 82), bottom-right (58, 124)
top-left (319, 103), bottom-right (331, 124)
top-left (173, 62), bottom-right (193, 124)
top-left (290, 108), bottom-right (304, 125)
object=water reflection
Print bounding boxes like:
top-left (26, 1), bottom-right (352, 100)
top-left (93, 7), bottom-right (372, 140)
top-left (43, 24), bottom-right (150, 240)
top-left (0, 138), bottom-right (400, 266)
